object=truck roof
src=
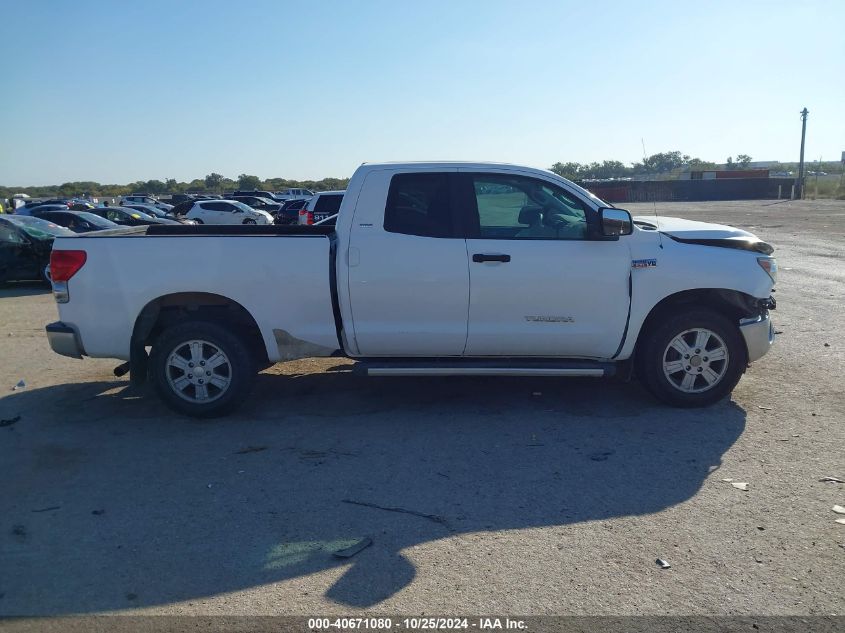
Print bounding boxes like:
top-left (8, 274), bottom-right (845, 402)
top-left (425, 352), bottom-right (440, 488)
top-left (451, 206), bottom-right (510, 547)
top-left (357, 161), bottom-right (560, 178)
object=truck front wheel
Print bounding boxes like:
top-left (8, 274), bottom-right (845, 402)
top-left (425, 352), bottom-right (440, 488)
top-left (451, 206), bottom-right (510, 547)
top-left (638, 308), bottom-right (747, 407)
top-left (150, 320), bottom-right (255, 418)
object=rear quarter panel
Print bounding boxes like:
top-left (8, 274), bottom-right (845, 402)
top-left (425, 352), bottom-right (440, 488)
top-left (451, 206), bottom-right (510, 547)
top-left (52, 234), bottom-right (339, 361)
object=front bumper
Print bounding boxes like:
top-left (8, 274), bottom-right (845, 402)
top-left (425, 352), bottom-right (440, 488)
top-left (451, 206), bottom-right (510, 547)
top-left (46, 321), bottom-right (85, 359)
top-left (739, 312), bottom-right (774, 363)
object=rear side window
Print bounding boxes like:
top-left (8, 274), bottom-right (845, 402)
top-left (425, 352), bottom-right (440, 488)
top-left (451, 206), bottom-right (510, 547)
top-left (314, 194), bottom-right (343, 214)
top-left (384, 173), bottom-right (453, 238)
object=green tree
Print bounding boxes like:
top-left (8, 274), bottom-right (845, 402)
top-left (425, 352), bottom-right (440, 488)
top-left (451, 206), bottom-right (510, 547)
top-left (204, 173), bottom-right (224, 191)
top-left (549, 162), bottom-right (584, 179)
top-left (237, 174), bottom-right (262, 190)
top-left (735, 154), bottom-right (752, 168)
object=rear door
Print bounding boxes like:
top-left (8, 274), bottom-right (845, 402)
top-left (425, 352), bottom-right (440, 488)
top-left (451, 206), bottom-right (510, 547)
top-left (458, 170), bottom-right (631, 359)
top-left (346, 169), bottom-right (469, 356)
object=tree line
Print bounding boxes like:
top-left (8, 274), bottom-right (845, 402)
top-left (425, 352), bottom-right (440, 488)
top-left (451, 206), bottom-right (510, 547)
top-left (0, 173), bottom-right (350, 200)
top-left (549, 151), bottom-right (755, 181)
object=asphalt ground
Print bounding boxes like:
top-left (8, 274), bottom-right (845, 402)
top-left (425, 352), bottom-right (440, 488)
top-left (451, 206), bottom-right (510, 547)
top-left (0, 199), bottom-right (843, 617)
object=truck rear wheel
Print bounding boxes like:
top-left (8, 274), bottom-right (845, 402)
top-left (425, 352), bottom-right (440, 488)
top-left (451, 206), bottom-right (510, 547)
top-left (150, 320), bottom-right (255, 418)
top-left (637, 308), bottom-right (747, 407)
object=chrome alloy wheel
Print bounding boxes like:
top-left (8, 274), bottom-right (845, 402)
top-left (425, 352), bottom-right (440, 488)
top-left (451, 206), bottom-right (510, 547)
top-left (165, 339), bottom-right (232, 403)
top-left (662, 328), bottom-right (729, 394)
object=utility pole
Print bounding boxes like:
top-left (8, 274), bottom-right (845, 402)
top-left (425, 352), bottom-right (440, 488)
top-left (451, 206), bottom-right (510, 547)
top-left (797, 107), bottom-right (809, 199)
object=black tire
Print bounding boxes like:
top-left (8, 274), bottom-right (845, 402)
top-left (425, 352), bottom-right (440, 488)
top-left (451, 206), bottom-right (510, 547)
top-left (150, 320), bottom-right (256, 418)
top-left (242, 218), bottom-right (256, 225)
top-left (193, 219), bottom-right (204, 224)
top-left (637, 308), bottom-right (747, 408)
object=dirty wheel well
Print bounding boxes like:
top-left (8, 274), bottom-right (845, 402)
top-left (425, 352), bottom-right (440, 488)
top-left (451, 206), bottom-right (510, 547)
top-left (132, 293), bottom-right (268, 370)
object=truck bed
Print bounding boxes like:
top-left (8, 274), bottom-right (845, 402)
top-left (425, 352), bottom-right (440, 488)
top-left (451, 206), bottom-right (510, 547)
top-left (82, 224), bottom-right (336, 237)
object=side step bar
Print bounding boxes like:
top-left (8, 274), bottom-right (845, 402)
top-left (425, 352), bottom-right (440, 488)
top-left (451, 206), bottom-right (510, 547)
top-left (355, 359), bottom-right (615, 378)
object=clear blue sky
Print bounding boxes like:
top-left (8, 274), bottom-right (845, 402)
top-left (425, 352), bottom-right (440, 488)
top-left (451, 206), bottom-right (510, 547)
top-left (1, 0), bottom-right (843, 185)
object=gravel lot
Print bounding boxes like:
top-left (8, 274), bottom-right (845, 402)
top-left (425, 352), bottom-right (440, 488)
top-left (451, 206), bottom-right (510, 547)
top-left (1, 199), bottom-right (843, 617)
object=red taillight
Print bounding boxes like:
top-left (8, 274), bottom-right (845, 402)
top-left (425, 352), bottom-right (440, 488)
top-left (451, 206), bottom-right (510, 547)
top-left (299, 210), bottom-right (314, 225)
top-left (50, 250), bottom-right (87, 282)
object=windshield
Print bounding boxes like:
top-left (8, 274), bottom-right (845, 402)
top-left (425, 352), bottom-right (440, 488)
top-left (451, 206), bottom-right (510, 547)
top-left (76, 212), bottom-right (120, 228)
top-left (231, 201), bottom-right (255, 213)
top-left (4, 215), bottom-right (76, 238)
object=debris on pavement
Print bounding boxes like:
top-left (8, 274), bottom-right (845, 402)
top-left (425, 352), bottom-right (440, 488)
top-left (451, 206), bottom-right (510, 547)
top-left (656, 558), bottom-right (671, 569)
top-left (333, 537), bottom-right (373, 558)
top-left (833, 506), bottom-right (845, 515)
top-left (731, 482), bottom-right (749, 491)
top-left (819, 477), bottom-right (844, 484)
top-left (721, 478), bottom-right (734, 482)
top-left (12, 525), bottom-right (26, 538)
top-left (757, 406), bottom-right (773, 411)
top-left (824, 343), bottom-right (830, 347)
top-left (341, 498), bottom-right (451, 529)
top-left (235, 446), bottom-right (267, 454)
top-left (91, 509), bottom-right (105, 516)
top-left (0, 415), bottom-right (21, 427)
top-left (589, 450), bottom-right (615, 462)
top-left (31, 506), bottom-right (60, 513)
top-left (12, 380), bottom-right (25, 391)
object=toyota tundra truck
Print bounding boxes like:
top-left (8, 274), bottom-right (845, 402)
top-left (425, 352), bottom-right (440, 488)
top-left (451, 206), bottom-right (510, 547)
top-left (45, 162), bottom-right (776, 417)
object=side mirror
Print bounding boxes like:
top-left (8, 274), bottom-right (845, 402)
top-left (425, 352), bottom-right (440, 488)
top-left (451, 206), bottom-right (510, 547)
top-left (598, 207), bottom-right (633, 237)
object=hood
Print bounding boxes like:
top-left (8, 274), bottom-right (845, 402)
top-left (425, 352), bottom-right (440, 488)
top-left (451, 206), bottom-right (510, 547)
top-left (634, 215), bottom-right (774, 255)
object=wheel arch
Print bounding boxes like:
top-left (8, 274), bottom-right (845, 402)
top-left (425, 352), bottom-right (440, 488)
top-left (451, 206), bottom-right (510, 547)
top-left (633, 288), bottom-right (760, 361)
top-left (130, 292), bottom-right (269, 384)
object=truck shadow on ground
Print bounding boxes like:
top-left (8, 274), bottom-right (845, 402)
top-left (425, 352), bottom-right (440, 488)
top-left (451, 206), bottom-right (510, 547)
top-left (0, 371), bottom-right (745, 613)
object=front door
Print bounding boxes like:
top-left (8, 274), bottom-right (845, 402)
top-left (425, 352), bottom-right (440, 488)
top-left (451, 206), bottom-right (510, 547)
top-left (460, 171), bottom-right (631, 359)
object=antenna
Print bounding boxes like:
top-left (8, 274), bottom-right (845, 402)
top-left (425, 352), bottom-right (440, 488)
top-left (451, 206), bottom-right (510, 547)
top-left (641, 137), bottom-right (663, 248)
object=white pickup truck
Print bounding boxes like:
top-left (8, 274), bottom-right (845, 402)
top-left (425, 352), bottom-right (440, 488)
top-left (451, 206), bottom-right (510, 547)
top-left (45, 162), bottom-right (776, 417)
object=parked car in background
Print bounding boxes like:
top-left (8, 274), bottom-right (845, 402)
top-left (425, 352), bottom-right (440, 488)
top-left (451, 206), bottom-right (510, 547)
top-left (276, 188), bottom-right (314, 201)
top-left (120, 195), bottom-right (173, 212)
top-left (121, 194), bottom-right (159, 205)
top-left (228, 196), bottom-right (282, 214)
top-left (298, 190), bottom-right (344, 225)
top-left (122, 203), bottom-right (196, 224)
top-left (274, 198), bottom-right (307, 225)
top-left (16, 203), bottom-right (73, 217)
top-left (0, 216), bottom-right (75, 284)
top-left (88, 206), bottom-right (180, 227)
top-left (169, 201), bottom-right (195, 217)
top-left (31, 209), bottom-right (120, 233)
top-left (184, 199), bottom-right (273, 225)
top-left (232, 190), bottom-right (282, 202)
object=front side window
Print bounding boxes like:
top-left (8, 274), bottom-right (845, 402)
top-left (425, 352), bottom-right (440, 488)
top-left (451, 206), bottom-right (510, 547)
top-left (384, 173), bottom-right (454, 238)
top-left (471, 174), bottom-right (588, 240)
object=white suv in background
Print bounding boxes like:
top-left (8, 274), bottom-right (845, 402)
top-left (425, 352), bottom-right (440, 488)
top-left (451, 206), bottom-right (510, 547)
top-left (185, 200), bottom-right (273, 225)
top-left (298, 190), bottom-right (345, 225)
top-left (276, 188), bottom-right (314, 201)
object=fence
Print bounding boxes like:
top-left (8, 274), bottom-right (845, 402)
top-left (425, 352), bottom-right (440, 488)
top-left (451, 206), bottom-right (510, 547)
top-left (580, 178), bottom-right (796, 203)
